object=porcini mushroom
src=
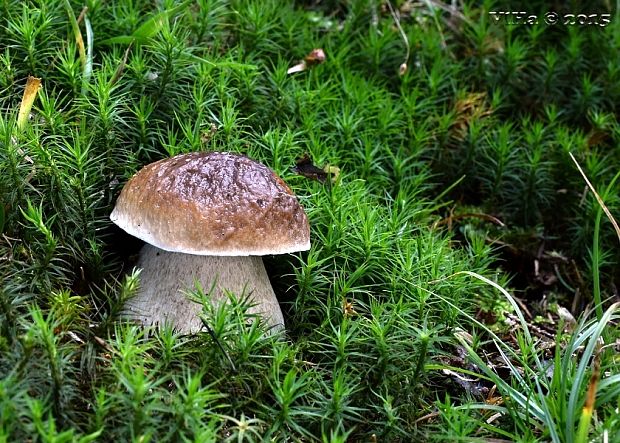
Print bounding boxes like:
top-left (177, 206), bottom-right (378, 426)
top-left (110, 151), bottom-right (310, 333)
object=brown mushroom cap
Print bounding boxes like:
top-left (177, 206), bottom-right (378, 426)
top-left (110, 152), bottom-right (310, 256)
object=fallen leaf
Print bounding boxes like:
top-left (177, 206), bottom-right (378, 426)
top-left (294, 154), bottom-right (328, 182)
top-left (450, 91), bottom-right (492, 141)
top-left (17, 76), bottom-right (42, 130)
top-left (343, 298), bottom-right (357, 317)
top-left (323, 164), bottom-right (340, 182)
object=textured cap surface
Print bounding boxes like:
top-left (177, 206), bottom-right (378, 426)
top-left (110, 152), bottom-right (310, 256)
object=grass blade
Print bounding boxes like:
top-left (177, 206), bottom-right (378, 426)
top-left (591, 170), bottom-right (620, 320)
top-left (566, 302), bottom-right (620, 439)
top-left (101, 1), bottom-right (190, 46)
top-left (63, 0), bottom-right (86, 71)
top-left (82, 13), bottom-right (93, 95)
top-left (575, 346), bottom-right (601, 443)
top-left (0, 202), bottom-right (4, 234)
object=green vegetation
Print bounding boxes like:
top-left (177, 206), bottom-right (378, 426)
top-left (1, 0), bottom-right (619, 441)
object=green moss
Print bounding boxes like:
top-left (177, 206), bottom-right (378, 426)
top-left (1, 0), bottom-right (619, 440)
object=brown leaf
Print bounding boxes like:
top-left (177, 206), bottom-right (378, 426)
top-left (586, 130), bottom-right (609, 147)
top-left (343, 298), bottom-right (357, 317)
top-left (294, 154), bottom-right (329, 182)
top-left (450, 92), bottom-right (492, 141)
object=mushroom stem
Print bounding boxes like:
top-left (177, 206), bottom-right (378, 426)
top-left (125, 244), bottom-right (285, 333)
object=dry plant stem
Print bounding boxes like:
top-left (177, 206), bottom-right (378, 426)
top-left (125, 244), bottom-right (285, 333)
top-left (385, 0), bottom-right (410, 72)
top-left (570, 152), bottom-right (620, 242)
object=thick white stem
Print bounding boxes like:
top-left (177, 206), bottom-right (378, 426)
top-left (124, 244), bottom-right (284, 333)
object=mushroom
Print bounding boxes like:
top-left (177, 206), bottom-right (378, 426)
top-left (110, 151), bottom-right (310, 333)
